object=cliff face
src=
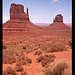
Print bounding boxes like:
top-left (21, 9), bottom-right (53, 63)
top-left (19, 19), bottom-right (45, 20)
top-left (49, 14), bottom-right (71, 30)
top-left (54, 14), bottom-right (63, 23)
top-left (10, 3), bottom-right (29, 20)
top-left (3, 3), bottom-right (40, 31)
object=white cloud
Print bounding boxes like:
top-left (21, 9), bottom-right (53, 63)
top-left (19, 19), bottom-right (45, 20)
top-left (3, 15), bottom-right (10, 24)
top-left (51, 0), bottom-right (61, 4)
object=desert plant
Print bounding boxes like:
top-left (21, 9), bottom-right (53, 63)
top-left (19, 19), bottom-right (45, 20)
top-left (26, 58), bottom-right (32, 63)
top-left (37, 54), bottom-right (55, 67)
top-left (3, 50), bottom-right (16, 64)
top-left (23, 46), bottom-right (26, 49)
top-left (4, 66), bottom-right (16, 75)
top-left (3, 45), bottom-right (6, 49)
top-left (43, 59), bottom-right (70, 75)
top-left (40, 43), bottom-right (67, 53)
top-left (15, 65), bottom-right (24, 72)
top-left (21, 71), bottom-right (28, 75)
top-left (34, 50), bottom-right (42, 55)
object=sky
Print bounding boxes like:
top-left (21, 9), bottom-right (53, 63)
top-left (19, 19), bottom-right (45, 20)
top-left (3, 0), bottom-right (72, 23)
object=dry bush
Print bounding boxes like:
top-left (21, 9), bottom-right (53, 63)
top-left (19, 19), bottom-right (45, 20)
top-left (40, 43), bottom-right (67, 53)
top-left (26, 58), bottom-right (32, 63)
top-left (16, 53), bottom-right (32, 66)
top-left (22, 44), bottom-right (38, 53)
top-left (16, 60), bottom-right (27, 66)
top-left (3, 50), bottom-right (16, 64)
top-left (3, 45), bottom-right (6, 49)
top-left (16, 54), bottom-right (27, 66)
top-left (15, 65), bottom-right (24, 72)
top-left (3, 66), bottom-right (16, 75)
top-left (43, 59), bottom-right (71, 75)
top-left (37, 54), bottom-right (56, 67)
top-left (21, 71), bottom-right (28, 75)
top-left (34, 50), bottom-right (42, 55)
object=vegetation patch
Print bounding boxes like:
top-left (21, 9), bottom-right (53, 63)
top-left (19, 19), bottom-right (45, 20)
top-left (34, 50), bottom-right (42, 56)
top-left (40, 43), bottom-right (67, 53)
top-left (21, 71), bottom-right (28, 75)
top-left (37, 54), bottom-right (56, 67)
top-left (15, 65), bottom-right (24, 72)
top-left (3, 50), bottom-right (16, 64)
top-left (3, 45), bottom-right (6, 49)
top-left (4, 66), bottom-right (16, 75)
top-left (43, 59), bottom-right (71, 75)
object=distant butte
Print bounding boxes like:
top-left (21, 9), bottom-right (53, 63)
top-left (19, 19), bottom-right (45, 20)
top-left (3, 3), bottom-right (40, 31)
top-left (10, 3), bottom-right (29, 20)
top-left (49, 14), bottom-right (71, 30)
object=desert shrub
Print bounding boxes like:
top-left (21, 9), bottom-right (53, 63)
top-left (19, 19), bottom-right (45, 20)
top-left (15, 65), bottom-right (24, 72)
top-left (20, 41), bottom-right (22, 43)
top-left (3, 50), bottom-right (16, 64)
top-left (37, 56), bottom-right (44, 62)
top-left (43, 60), bottom-right (70, 75)
top-left (4, 66), bottom-right (16, 75)
top-left (22, 44), bottom-right (38, 53)
top-left (40, 43), bottom-right (66, 53)
top-left (16, 54), bottom-right (27, 66)
top-left (16, 60), bottom-right (27, 66)
top-left (34, 50), bottom-right (42, 55)
top-left (16, 53), bottom-right (32, 66)
top-left (69, 41), bottom-right (72, 48)
top-left (23, 46), bottom-right (26, 49)
top-left (26, 58), bottom-right (32, 63)
top-left (3, 45), bottom-right (6, 49)
top-left (21, 71), bottom-right (28, 75)
top-left (37, 54), bottom-right (55, 67)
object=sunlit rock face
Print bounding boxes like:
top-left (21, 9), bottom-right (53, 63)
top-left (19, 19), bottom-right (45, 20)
top-left (54, 14), bottom-right (63, 23)
top-left (10, 3), bottom-right (29, 20)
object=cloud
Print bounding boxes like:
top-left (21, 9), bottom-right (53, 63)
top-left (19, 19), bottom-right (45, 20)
top-left (51, 0), bottom-right (61, 4)
top-left (3, 15), bottom-right (10, 23)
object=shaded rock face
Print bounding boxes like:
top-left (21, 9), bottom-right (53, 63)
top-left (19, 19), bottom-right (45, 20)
top-left (10, 3), bottom-right (29, 20)
top-left (54, 14), bottom-right (63, 22)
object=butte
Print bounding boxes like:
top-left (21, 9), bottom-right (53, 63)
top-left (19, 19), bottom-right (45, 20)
top-left (3, 3), bottom-right (40, 32)
top-left (49, 14), bottom-right (71, 30)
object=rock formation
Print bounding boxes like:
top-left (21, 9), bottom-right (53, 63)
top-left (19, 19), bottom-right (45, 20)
top-left (49, 14), bottom-right (71, 30)
top-left (3, 3), bottom-right (40, 31)
top-left (53, 14), bottom-right (63, 23)
top-left (10, 3), bottom-right (29, 20)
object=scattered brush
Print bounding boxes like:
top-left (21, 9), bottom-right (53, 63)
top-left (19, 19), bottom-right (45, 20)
top-left (34, 50), bottom-right (42, 56)
top-left (3, 45), bottom-right (6, 49)
top-left (15, 65), bottom-right (24, 72)
top-left (21, 71), bottom-right (28, 75)
top-left (37, 54), bottom-right (56, 67)
top-left (40, 43), bottom-right (67, 53)
top-left (43, 59), bottom-right (71, 75)
top-left (4, 66), bottom-right (16, 75)
top-left (3, 50), bottom-right (16, 64)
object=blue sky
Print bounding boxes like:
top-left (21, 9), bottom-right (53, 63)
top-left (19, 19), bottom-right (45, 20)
top-left (3, 0), bottom-right (72, 23)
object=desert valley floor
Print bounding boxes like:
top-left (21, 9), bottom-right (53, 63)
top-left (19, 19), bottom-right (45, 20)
top-left (3, 27), bottom-right (72, 75)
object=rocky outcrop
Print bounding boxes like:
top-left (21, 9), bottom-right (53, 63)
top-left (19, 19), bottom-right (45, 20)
top-left (10, 3), bottom-right (29, 20)
top-left (53, 14), bottom-right (63, 22)
top-left (3, 3), bottom-right (41, 31)
top-left (49, 14), bottom-right (71, 30)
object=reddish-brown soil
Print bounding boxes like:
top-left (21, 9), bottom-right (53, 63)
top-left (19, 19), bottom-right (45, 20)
top-left (3, 21), bottom-right (72, 75)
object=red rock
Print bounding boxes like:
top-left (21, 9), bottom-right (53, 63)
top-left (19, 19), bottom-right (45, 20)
top-left (49, 14), bottom-right (71, 30)
top-left (10, 3), bottom-right (29, 20)
top-left (54, 14), bottom-right (63, 23)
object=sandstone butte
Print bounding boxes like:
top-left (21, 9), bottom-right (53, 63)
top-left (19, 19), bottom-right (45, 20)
top-left (3, 3), bottom-right (40, 31)
top-left (3, 3), bottom-right (71, 31)
top-left (49, 14), bottom-right (71, 30)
